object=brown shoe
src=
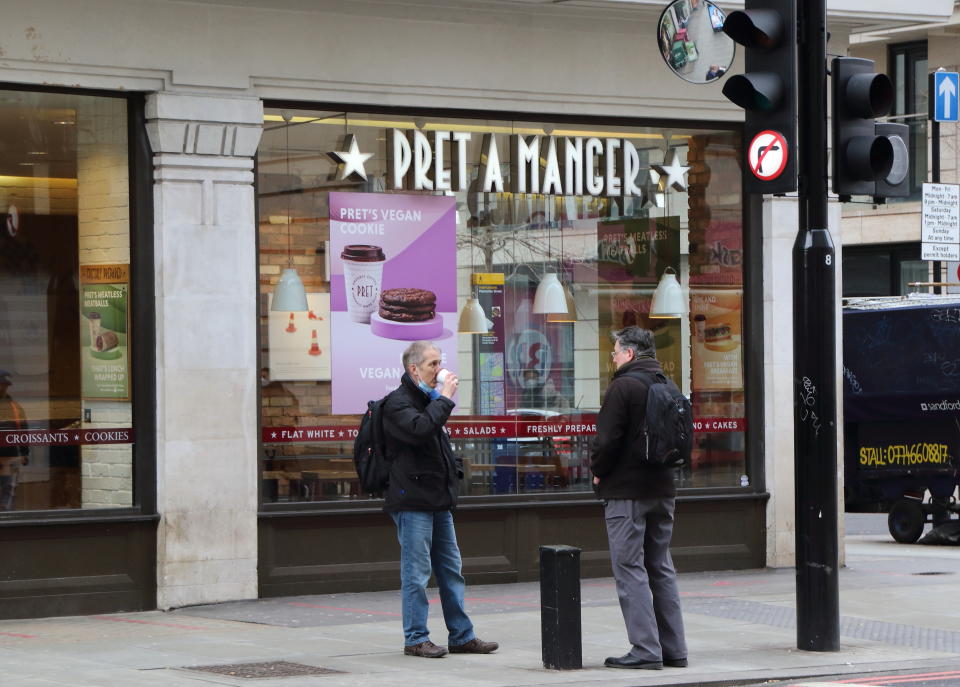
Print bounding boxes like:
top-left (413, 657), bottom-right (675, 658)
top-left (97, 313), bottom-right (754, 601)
top-left (449, 638), bottom-right (498, 654)
top-left (404, 640), bottom-right (447, 658)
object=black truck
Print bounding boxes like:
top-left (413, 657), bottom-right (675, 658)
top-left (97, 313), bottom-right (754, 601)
top-left (842, 295), bottom-right (960, 543)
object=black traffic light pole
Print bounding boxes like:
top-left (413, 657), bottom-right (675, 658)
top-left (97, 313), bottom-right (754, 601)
top-left (793, 0), bottom-right (840, 651)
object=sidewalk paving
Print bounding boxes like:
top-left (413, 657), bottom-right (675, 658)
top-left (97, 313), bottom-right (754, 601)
top-left (2, 520), bottom-right (959, 687)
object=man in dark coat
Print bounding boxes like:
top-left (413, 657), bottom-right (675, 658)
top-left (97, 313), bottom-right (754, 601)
top-left (382, 340), bottom-right (498, 659)
top-left (590, 327), bottom-right (687, 670)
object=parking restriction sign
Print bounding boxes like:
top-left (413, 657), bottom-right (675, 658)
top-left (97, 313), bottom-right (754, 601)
top-left (748, 130), bottom-right (789, 182)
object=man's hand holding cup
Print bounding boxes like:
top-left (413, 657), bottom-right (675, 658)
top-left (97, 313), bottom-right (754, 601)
top-left (437, 368), bottom-right (459, 399)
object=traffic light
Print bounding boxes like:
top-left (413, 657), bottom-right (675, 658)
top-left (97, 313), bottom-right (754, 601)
top-left (873, 122), bottom-right (910, 202)
top-left (721, 0), bottom-right (797, 194)
top-left (831, 57), bottom-right (895, 200)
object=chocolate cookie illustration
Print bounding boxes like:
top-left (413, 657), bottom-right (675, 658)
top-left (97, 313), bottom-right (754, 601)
top-left (378, 288), bottom-right (437, 323)
top-left (379, 288), bottom-right (437, 307)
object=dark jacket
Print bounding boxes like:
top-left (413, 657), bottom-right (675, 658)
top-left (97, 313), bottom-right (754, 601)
top-left (382, 372), bottom-right (462, 512)
top-left (590, 357), bottom-right (676, 500)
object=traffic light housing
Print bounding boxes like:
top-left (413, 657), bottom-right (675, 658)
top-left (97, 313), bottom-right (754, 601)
top-left (873, 122), bottom-right (910, 201)
top-left (831, 57), bottom-right (895, 200)
top-left (722, 0), bottom-right (797, 194)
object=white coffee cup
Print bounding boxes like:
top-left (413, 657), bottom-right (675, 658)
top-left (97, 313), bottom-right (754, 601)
top-left (341, 244), bottom-right (386, 323)
top-left (436, 368), bottom-right (453, 385)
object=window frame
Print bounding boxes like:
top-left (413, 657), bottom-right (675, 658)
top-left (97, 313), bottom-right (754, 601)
top-left (0, 83), bottom-right (156, 525)
top-left (254, 100), bottom-right (759, 514)
top-left (887, 40), bottom-right (928, 200)
top-left (842, 242), bottom-right (926, 298)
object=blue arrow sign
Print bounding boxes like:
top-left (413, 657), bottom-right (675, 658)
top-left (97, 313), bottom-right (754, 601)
top-left (933, 72), bottom-right (959, 122)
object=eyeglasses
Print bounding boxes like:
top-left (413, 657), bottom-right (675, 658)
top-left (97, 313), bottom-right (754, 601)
top-left (610, 349), bottom-right (621, 359)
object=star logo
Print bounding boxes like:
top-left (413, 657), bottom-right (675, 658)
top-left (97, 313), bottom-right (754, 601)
top-left (328, 134), bottom-right (373, 181)
top-left (651, 151), bottom-right (690, 192)
top-left (271, 431), bottom-right (278, 439)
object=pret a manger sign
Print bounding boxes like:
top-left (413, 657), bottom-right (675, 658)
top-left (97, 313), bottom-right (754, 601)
top-left (385, 129), bottom-right (665, 197)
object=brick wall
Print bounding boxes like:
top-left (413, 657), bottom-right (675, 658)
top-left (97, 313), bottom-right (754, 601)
top-left (76, 97), bottom-right (133, 509)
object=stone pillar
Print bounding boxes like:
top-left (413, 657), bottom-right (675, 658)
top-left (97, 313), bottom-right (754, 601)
top-left (146, 92), bottom-right (263, 608)
top-left (763, 197), bottom-right (844, 569)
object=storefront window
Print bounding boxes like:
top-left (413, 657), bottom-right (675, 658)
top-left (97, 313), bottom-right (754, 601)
top-left (257, 108), bottom-right (745, 502)
top-left (0, 89), bottom-right (134, 512)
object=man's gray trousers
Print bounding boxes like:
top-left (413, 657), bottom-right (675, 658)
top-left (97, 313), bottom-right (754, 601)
top-left (603, 497), bottom-right (687, 662)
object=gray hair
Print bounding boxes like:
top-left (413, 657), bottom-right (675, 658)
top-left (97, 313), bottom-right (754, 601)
top-left (402, 341), bottom-right (440, 369)
top-left (614, 326), bottom-right (656, 359)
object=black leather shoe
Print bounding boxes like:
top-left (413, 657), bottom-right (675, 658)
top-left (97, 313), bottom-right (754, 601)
top-left (604, 654), bottom-right (663, 670)
top-left (449, 638), bottom-right (498, 654)
top-left (404, 640), bottom-right (447, 658)
top-left (664, 657), bottom-right (688, 668)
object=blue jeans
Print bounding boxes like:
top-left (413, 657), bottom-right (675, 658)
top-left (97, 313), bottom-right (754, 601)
top-left (391, 510), bottom-right (475, 646)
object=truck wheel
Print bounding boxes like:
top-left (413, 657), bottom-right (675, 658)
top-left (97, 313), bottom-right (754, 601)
top-left (888, 498), bottom-right (925, 543)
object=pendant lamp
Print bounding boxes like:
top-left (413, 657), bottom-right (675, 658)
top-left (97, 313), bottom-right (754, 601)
top-left (532, 219), bottom-right (568, 314)
top-left (271, 112), bottom-right (309, 312)
top-left (458, 296), bottom-right (489, 334)
top-left (273, 268), bottom-right (309, 311)
top-left (546, 221), bottom-right (577, 323)
top-left (533, 272), bottom-right (568, 314)
top-left (546, 283), bottom-right (577, 323)
top-left (457, 223), bottom-right (489, 333)
top-left (649, 267), bottom-right (685, 318)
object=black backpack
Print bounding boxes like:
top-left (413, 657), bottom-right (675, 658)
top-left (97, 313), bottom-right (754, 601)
top-left (626, 371), bottom-right (693, 467)
top-left (353, 397), bottom-right (391, 496)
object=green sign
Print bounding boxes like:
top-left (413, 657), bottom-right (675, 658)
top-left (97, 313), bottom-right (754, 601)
top-left (80, 265), bottom-right (129, 400)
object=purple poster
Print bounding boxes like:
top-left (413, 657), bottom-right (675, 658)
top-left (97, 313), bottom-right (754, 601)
top-left (330, 192), bottom-right (457, 414)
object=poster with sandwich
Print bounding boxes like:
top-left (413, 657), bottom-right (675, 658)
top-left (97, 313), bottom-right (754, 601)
top-left (690, 288), bottom-right (743, 391)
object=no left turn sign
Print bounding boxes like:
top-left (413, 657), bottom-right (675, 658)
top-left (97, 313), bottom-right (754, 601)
top-left (748, 130), bottom-right (789, 181)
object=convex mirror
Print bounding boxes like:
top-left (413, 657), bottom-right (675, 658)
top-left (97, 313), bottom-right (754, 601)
top-left (657, 0), bottom-right (735, 84)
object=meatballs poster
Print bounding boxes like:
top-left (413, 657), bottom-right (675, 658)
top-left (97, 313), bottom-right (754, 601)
top-left (79, 264), bottom-right (130, 400)
top-left (329, 192), bottom-right (457, 414)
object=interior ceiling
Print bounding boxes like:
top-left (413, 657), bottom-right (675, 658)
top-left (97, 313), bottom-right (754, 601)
top-left (0, 95), bottom-right (78, 180)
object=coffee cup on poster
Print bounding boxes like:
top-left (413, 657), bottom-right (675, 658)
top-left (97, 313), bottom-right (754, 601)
top-left (87, 312), bottom-right (102, 349)
top-left (341, 244), bottom-right (386, 323)
top-left (694, 314), bottom-right (706, 342)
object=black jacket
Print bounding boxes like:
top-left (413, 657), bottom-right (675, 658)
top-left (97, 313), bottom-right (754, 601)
top-left (382, 373), bottom-right (462, 512)
top-left (590, 357), bottom-right (676, 500)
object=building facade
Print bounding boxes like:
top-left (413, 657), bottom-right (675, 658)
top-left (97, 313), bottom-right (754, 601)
top-left (0, 0), bottom-right (952, 619)
top-left (845, 2), bottom-right (960, 297)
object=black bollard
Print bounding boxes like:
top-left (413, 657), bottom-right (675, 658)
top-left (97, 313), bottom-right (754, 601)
top-left (539, 544), bottom-right (582, 670)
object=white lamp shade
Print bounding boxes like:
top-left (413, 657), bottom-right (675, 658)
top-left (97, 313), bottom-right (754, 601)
top-left (458, 297), bottom-right (489, 333)
top-left (271, 268), bottom-right (309, 312)
top-left (532, 272), bottom-right (568, 314)
top-left (650, 269), bottom-right (685, 318)
top-left (546, 284), bottom-right (577, 323)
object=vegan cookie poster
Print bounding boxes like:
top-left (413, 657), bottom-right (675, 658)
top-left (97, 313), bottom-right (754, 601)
top-left (329, 192), bottom-right (457, 414)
